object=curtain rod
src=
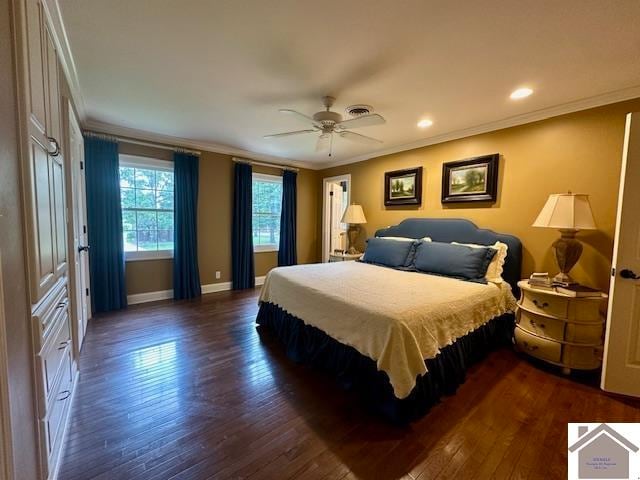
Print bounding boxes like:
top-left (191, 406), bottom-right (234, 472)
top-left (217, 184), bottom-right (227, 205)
top-left (83, 130), bottom-right (201, 156)
top-left (232, 157), bottom-right (299, 172)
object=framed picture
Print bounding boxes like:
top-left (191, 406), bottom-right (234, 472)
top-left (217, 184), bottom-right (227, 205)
top-left (441, 154), bottom-right (499, 203)
top-left (384, 167), bottom-right (423, 206)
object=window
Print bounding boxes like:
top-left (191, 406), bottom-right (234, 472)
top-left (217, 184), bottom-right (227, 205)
top-left (252, 173), bottom-right (282, 252)
top-left (119, 155), bottom-right (174, 261)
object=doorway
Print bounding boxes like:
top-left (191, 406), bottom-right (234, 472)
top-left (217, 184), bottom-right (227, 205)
top-left (322, 174), bottom-right (351, 262)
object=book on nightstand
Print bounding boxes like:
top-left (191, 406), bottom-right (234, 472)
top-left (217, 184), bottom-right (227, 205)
top-left (556, 284), bottom-right (602, 298)
top-left (528, 272), bottom-right (554, 290)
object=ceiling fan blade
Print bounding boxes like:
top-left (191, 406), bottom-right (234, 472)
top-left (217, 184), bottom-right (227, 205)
top-left (336, 113), bottom-right (386, 129)
top-left (339, 131), bottom-right (382, 145)
top-left (279, 109), bottom-right (322, 127)
top-left (263, 129), bottom-right (316, 139)
top-left (316, 134), bottom-right (330, 152)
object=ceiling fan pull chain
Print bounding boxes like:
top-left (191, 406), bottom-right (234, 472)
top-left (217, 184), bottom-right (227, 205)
top-left (329, 133), bottom-right (333, 157)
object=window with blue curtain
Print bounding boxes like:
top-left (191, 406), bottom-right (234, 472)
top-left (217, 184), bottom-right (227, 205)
top-left (232, 162), bottom-right (255, 289)
top-left (252, 173), bottom-right (282, 252)
top-left (278, 170), bottom-right (297, 266)
top-left (173, 152), bottom-right (201, 299)
top-left (84, 135), bottom-right (127, 313)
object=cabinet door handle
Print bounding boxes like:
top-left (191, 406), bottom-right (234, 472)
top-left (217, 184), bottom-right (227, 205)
top-left (47, 137), bottom-right (60, 157)
top-left (56, 301), bottom-right (67, 309)
top-left (57, 390), bottom-right (70, 401)
top-left (57, 340), bottom-right (70, 351)
top-left (532, 299), bottom-right (549, 309)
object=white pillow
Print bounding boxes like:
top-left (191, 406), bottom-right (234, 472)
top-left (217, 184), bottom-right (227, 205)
top-left (377, 236), bottom-right (432, 242)
top-left (451, 241), bottom-right (508, 284)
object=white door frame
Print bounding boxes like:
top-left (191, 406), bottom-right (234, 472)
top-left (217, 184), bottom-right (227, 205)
top-left (322, 174), bottom-right (351, 263)
top-left (0, 250), bottom-right (15, 480)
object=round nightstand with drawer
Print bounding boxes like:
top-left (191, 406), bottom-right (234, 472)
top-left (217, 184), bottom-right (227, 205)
top-left (514, 280), bottom-right (607, 374)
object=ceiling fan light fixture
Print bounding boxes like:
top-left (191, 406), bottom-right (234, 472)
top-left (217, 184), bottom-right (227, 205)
top-left (417, 119), bottom-right (433, 128)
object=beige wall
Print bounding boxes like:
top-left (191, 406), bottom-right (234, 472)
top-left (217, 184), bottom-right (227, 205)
top-left (319, 99), bottom-right (640, 292)
top-left (0, 0), bottom-right (40, 476)
top-left (122, 142), bottom-right (320, 295)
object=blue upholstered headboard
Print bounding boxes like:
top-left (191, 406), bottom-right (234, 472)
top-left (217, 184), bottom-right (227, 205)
top-left (375, 218), bottom-right (522, 292)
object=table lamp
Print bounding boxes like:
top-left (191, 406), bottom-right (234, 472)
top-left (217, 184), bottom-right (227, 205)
top-left (341, 204), bottom-right (367, 254)
top-left (532, 192), bottom-right (596, 284)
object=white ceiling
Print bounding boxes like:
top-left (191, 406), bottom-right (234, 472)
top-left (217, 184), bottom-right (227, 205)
top-left (58, 0), bottom-right (640, 168)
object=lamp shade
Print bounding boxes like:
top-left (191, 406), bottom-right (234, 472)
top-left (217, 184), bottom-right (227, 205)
top-left (341, 204), bottom-right (367, 224)
top-left (532, 193), bottom-right (596, 230)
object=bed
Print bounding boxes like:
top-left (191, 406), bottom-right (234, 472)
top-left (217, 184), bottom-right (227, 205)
top-left (256, 218), bottom-right (522, 422)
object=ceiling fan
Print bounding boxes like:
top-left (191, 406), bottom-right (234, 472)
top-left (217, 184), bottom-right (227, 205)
top-left (264, 96), bottom-right (386, 156)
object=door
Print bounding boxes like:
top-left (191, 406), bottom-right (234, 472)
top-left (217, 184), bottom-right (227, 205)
top-left (601, 113), bottom-right (640, 396)
top-left (29, 135), bottom-right (57, 299)
top-left (322, 175), bottom-right (350, 262)
top-left (329, 183), bottom-right (347, 253)
top-left (66, 101), bottom-right (90, 351)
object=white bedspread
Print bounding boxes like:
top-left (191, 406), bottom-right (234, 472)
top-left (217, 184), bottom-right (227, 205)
top-left (258, 261), bottom-right (517, 399)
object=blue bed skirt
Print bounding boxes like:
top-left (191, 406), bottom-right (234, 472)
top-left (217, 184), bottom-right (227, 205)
top-left (256, 302), bottom-right (515, 423)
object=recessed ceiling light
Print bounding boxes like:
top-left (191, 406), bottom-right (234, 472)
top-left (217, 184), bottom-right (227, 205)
top-left (417, 119), bottom-right (433, 128)
top-left (510, 87), bottom-right (533, 100)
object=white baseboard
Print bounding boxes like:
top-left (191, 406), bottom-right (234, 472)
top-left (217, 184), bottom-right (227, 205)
top-left (127, 276), bottom-right (267, 305)
top-left (200, 281), bottom-right (232, 295)
top-left (127, 289), bottom-right (174, 305)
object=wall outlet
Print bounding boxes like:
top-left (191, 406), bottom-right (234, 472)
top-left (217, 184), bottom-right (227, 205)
top-left (215, 271), bottom-right (221, 280)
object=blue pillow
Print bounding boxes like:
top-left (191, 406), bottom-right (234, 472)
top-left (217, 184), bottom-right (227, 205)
top-left (413, 241), bottom-right (497, 283)
top-left (361, 237), bottom-right (417, 268)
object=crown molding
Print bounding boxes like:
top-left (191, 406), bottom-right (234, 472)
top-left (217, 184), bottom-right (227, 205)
top-left (83, 119), bottom-right (311, 169)
top-left (316, 85), bottom-right (640, 170)
top-left (42, 0), bottom-right (87, 121)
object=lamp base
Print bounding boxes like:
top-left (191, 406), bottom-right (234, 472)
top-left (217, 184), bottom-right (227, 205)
top-left (346, 225), bottom-right (360, 255)
top-left (552, 229), bottom-right (582, 285)
top-left (552, 272), bottom-right (576, 285)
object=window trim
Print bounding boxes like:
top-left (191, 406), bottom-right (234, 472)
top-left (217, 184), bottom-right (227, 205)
top-left (119, 154), bottom-right (175, 262)
top-left (252, 172), bottom-right (282, 253)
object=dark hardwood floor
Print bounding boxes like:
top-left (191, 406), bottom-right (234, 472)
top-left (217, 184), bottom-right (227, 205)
top-left (58, 289), bottom-right (640, 480)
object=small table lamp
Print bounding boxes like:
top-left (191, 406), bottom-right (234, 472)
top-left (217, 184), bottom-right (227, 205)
top-left (341, 204), bottom-right (367, 254)
top-left (532, 192), bottom-right (596, 284)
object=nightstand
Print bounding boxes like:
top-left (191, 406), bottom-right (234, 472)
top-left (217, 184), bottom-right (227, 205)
top-left (514, 280), bottom-right (607, 374)
top-left (328, 252), bottom-right (363, 262)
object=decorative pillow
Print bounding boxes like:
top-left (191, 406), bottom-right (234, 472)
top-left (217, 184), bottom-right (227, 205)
top-left (452, 241), bottom-right (508, 284)
top-left (362, 237), bottom-right (418, 268)
top-left (413, 241), bottom-right (497, 283)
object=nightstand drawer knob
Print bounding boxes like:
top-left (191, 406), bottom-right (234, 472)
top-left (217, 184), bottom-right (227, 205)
top-left (532, 299), bottom-right (549, 308)
top-left (522, 341), bottom-right (538, 352)
top-left (530, 319), bottom-right (546, 329)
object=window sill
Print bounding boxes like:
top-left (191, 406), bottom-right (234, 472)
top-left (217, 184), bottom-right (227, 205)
top-left (125, 251), bottom-right (174, 262)
top-left (254, 245), bottom-right (279, 253)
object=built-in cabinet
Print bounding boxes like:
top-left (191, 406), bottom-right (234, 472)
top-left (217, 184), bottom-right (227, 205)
top-left (13, 0), bottom-right (78, 478)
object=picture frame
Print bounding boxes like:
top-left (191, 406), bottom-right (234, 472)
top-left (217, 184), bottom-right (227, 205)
top-left (384, 167), bottom-right (423, 206)
top-left (441, 154), bottom-right (499, 203)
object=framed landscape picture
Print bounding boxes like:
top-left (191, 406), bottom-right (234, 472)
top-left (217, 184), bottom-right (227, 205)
top-left (384, 167), bottom-right (423, 206)
top-left (441, 154), bottom-right (499, 203)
